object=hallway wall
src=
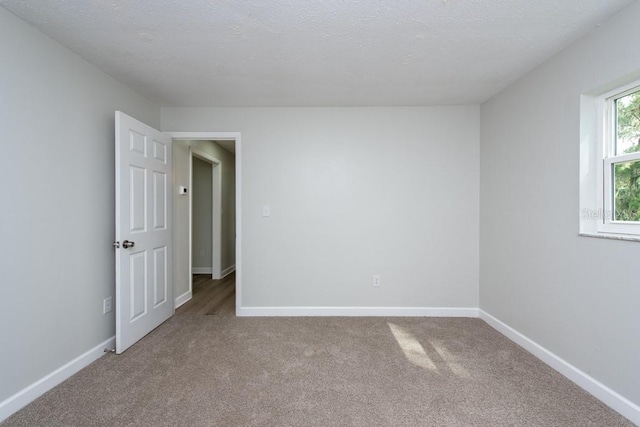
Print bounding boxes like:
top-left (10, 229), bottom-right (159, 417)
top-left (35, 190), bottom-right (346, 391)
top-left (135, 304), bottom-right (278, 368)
top-left (192, 157), bottom-right (213, 272)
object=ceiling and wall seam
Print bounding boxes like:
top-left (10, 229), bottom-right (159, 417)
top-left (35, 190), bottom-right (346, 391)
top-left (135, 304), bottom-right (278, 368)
top-left (0, 0), bottom-right (634, 107)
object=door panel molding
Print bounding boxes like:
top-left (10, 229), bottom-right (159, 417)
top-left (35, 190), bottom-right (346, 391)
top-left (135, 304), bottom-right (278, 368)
top-left (115, 111), bottom-right (173, 353)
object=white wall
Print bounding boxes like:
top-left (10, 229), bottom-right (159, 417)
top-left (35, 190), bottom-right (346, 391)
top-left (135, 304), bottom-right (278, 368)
top-left (173, 140), bottom-right (236, 301)
top-left (0, 6), bottom-right (160, 408)
top-left (163, 107), bottom-right (480, 309)
top-left (192, 157), bottom-right (213, 270)
top-left (480, 0), bottom-right (640, 409)
top-left (5, 0), bottom-right (636, 420)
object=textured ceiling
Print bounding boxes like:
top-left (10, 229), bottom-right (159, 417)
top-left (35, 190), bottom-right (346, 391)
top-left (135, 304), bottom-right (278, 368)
top-left (1, 0), bottom-right (635, 106)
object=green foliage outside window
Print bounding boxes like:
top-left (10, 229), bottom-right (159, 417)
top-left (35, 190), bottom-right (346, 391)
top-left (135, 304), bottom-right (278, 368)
top-left (614, 90), bottom-right (640, 221)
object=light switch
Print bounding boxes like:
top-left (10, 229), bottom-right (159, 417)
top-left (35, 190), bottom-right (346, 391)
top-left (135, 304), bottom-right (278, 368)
top-left (262, 205), bottom-right (271, 217)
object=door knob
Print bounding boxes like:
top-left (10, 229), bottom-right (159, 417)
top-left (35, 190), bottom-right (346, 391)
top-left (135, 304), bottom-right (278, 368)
top-left (122, 240), bottom-right (135, 249)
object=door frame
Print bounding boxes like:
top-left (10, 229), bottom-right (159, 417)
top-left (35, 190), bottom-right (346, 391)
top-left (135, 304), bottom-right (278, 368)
top-left (189, 148), bottom-right (222, 280)
top-left (167, 132), bottom-right (242, 314)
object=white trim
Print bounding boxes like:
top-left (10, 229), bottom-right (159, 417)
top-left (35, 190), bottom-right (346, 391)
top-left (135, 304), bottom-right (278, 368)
top-left (237, 307), bottom-right (479, 317)
top-left (174, 290), bottom-right (192, 309)
top-left (167, 132), bottom-right (239, 141)
top-left (221, 264), bottom-right (236, 278)
top-left (579, 232), bottom-right (640, 242)
top-left (192, 267), bottom-right (213, 274)
top-left (191, 148), bottom-right (223, 280)
top-left (190, 149), bottom-right (222, 283)
top-left (235, 135), bottom-right (242, 313)
top-left (479, 310), bottom-right (640, 425)
top-left (597, 79), bottom-right (640, 236)
top-left (192, 266), bottom-right (234, 276)
top-left (0, 336), bottom-right (115, 423)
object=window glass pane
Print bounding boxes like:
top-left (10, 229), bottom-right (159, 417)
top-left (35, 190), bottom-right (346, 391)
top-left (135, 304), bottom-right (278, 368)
top-left (615, 89), bottom-right (640, 155)
top-left (613, 159), bottom-right (640, 221)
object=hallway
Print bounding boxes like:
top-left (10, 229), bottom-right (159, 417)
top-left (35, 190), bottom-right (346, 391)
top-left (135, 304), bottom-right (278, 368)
top-left (175, 273), bottom-right (235, 315)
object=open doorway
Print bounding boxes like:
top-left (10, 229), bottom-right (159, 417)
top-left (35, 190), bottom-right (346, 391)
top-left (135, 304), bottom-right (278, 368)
top-left (191, 151), bottom-right (221, 279)
top-left (170, 135), bottom-right (239, 315)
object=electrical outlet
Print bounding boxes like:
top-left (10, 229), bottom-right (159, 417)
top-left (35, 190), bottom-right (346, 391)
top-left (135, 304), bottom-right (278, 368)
top-left (103, 297), bottom-right (113, 314)
top-left (373, 275), bottom-right (381, 287)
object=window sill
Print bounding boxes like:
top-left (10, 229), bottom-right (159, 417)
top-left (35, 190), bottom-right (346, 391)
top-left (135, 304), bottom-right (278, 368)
top-left (579, 232), bottom-right (640, 242)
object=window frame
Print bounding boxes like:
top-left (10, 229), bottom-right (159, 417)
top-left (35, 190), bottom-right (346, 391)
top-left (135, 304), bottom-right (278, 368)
top-left (597, 80), bottom-right (640, 236)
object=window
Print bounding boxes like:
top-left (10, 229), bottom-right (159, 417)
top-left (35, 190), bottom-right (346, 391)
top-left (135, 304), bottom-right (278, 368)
top-left (599, 81), bottom-right (640, 235)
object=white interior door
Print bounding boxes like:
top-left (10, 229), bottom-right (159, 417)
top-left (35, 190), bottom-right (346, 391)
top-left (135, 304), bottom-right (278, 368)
top-left (115, 111), bottom-right (173, 354)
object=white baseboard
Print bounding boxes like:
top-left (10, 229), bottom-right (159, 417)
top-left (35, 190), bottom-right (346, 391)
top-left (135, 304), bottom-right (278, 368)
top-left (192, 265), bottom-right (234, 278)
top-left (237, 306), bottom-right (479, 317)
top-left (174, 290), bottom-right (192, 309)
top-left (5, 309), bottom-right (634, 425)
top-left (0, 336), bottom-right (115, 423)
top-left (221, 265), bottom-right (236, 278)
top-left (479, 310), bottom-right (640, 425)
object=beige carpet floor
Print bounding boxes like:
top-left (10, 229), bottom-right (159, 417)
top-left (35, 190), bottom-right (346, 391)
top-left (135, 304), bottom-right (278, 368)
top-left (1, 316), bottom-right (633, 426)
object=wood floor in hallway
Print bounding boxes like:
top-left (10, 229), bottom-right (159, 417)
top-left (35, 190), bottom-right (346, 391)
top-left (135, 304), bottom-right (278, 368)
top-left (175, 272), bottom-right (235, 315)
